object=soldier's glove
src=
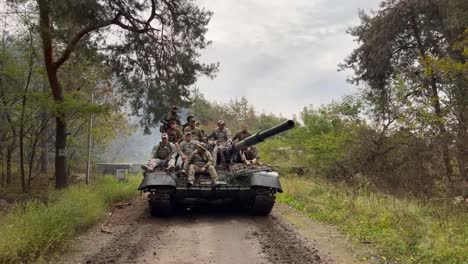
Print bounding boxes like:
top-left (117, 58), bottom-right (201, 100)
top-left (200, 167), bottom-right (206, 173)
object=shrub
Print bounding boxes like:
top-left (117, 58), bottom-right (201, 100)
top-left (0, 175), bottom-right (140, 263)
top-left (278, 176), bottom-right (468, 264)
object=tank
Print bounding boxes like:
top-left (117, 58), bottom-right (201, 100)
top-left (138, 120), bottom-right (295, 216)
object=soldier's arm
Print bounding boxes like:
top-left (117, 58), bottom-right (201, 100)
top-left (206, 130), bottom-right (215, 140)
top-left (205, 152), bottom-right (214, 167)
top-left (177, 129), bottom-right (183, 143)
top-left (160, 113), bottom-right (169, 124)
top-left (232, 131), bottom-right (239, 142)
top-left (226, 129), bottom-right (233, 142)
top-left (169, 142), bottom-right (176, 153)
top-left (183, 153), bottom-right (194, 171)
top-left (178, 141), bottom-right (186, 155)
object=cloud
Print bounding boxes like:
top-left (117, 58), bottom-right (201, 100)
top-left (195, 0), bottom-right (381, 118)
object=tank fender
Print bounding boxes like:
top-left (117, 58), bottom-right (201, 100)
top-left (250, 171), bottom-right (283, 193)
top-left (138, 171), bottom-right (176, 190)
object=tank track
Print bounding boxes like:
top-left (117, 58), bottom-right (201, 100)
top-left (251, 188), bottom-right (276, 216)
top-left (149, 188), bottom-right (174, 217)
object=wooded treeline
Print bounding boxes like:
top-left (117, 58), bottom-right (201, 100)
top-left (190, 0), bottom-right (467, 197)
top-left (1, 0), bottom-right (216, 191)
top-left (0, 15), bottom-right (130, 192)
top-left (264, 0), bottom-right (467, 196)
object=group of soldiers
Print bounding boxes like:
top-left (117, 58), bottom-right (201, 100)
top-left (141, 106), bottom-right (261, 186)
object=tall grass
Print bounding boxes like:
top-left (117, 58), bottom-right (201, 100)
top-left (278, 176), bottom-right (468, 264)
top-left (0, 175), bottom-right (140, 263)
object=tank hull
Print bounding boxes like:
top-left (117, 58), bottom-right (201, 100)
top-left (138, 168), bottom-right (281, 216)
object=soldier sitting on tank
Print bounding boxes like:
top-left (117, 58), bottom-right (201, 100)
top-left (141, 133), bottom-right (176, 172)
top-left (181, 144), bottom-right (222, 186)
top-left (240, 147), bottom-right (263, 166)
top-left (233, 124), bottom-right (252, 142)
top-left (183, 117), bottom-right (204, 142)
top-left (160, 105), bottom-right (181, 133)
top-left (207, 120), bottom-right (232, 166)
top-left (233, 124), bottom-right (260, 164)
top-left (172, 131), bottom-right (199, 170)
top-left (181, 115), bottom-right (195, 131)
top-left (166, 120), bottom-right (183, 145)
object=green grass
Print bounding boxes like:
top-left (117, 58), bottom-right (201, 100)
top-left (0, 175), bottom-right (140, 263)
top-left (278, 176), bottom-right (468, 264)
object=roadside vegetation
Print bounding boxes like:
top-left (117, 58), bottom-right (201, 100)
top-left (278, 176), bottom-right (467, 264)
top-left (0, 175), bottom-right (140, 263)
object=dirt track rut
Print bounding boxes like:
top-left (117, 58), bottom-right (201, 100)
top-left (52, 197), bottom-right (361, 264)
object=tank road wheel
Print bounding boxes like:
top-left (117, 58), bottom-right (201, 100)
top-left (149, 188), bottom-right (174, 217)
top-left (251, 188), bottom-right (276, 216)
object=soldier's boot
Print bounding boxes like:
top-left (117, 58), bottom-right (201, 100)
top-left (166, 165), bottom-right (175, 172)
top-left (243, 159), bottom-right (251, 166)
top-left (207, 165), bottom-right (224, 186)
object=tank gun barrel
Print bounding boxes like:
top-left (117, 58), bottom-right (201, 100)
top-left (232, 120), bottom-right (295, 151)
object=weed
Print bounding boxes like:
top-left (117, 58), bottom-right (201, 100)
top-left (0, 175), bottom-right (140, 263)
top-left (278, 176), bottom-right (468, 264)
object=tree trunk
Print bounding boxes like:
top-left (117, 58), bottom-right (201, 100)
top-left (40, 75), bottom-right (49, 174)
top-left (19, 131), bottom-right (26, 192)
top-left (38, 0), bottom-right (68, 188)
top-left (40, 123), bottom-right (49, 174)
top-left (6, 143), bottom-right (13, 185)
top-left (55, 117), bottom-right (68, 188)
top-left (410, 14), bottom-right (453, 181)
top-left (455, 81), bottom-right (468, 195)
top-left (429, 78), bottom-right (453, 180)
top-left (27, 136), bottom-right (40, 192)
top-left (1, 148), bottom-right (4, 186)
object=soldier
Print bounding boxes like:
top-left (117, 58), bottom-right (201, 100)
top-left (182, 144), bottom-right (221, 186)
top-left (240, 147), bottom-right (263, 166)
top-left (166, 121), bottom-right (183, 144)
top-left (207, 120), bottom-right (232, 166)
top-left (174, 132), bottom-right (199, 169)
top-left (233, 123), bottom-right (259, 163)
top-left (181, 115), bottom-right (195, 131)
top-left (233, 124), bottom-right (252, 142)
top-left (160, 105), bottom-right (181, 133)
top-left (183, 117), bottom-right (204, 142)
top-left (141, 133), bottom-right (176, 172)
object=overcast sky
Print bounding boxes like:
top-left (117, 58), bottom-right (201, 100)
top-left (195, 0), bottom-right (381, 118)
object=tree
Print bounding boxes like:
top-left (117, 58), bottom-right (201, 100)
top-left (5, 0), bottom-right (218, 188)
top-left (340, 0), bottom-right (468, 186)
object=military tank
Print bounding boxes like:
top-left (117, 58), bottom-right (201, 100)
top-left (138, 120), bottom-right (295, 216)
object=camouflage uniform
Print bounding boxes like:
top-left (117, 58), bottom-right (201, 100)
top-left (175, 139), bottom-right (200, 167)
top-left (233, 129), bottom-right (259, 164)
top-left (167, 127), bottom-right (183, 144)
top-left (183, 149), bottom-right (219, 183)
top-left (181, 115), bottom-right (195, 131)
top-left (240, 147), bottom-right (261, 165)
top-left (208, 127), bottom-right (232, 165)
top-left (144, 141), bottom-right (176, 171)
top-left (160, 111), bottom-right (181, 133)
top-left (183, 125), bottom-right (204, 141)
top-left (232, 130), bottom-right (252, 142)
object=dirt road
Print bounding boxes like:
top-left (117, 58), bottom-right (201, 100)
top-left (51, 197), bottom-right (363, 264)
